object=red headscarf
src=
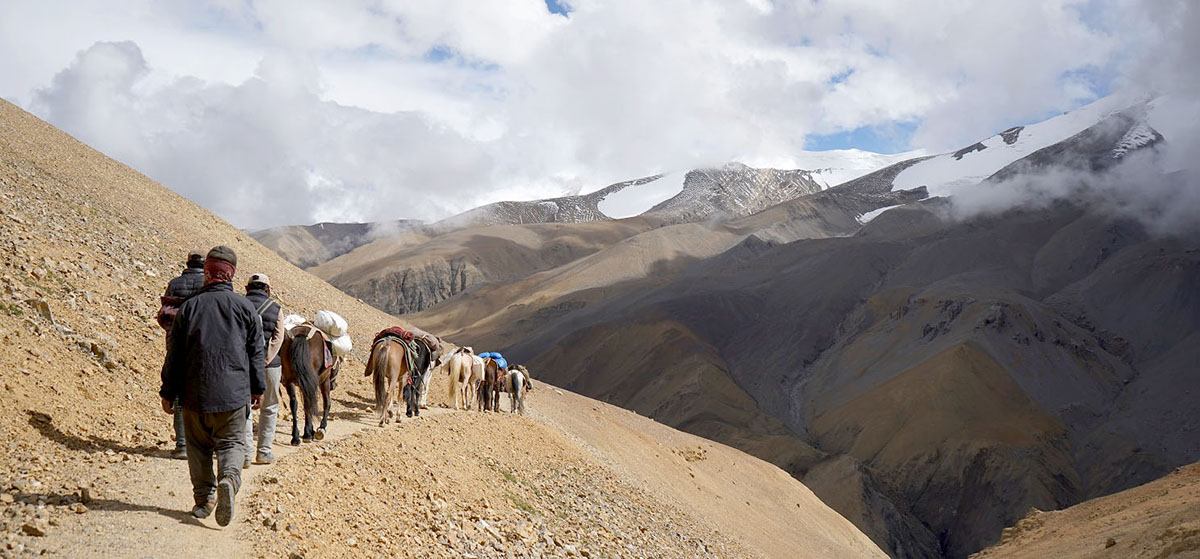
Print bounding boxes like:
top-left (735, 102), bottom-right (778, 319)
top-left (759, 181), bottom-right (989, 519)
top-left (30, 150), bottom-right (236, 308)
top-left (203, 258), bottom-right (236, 285)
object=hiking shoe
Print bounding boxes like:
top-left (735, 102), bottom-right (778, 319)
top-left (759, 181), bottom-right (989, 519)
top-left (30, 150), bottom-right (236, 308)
top-left (171, 447), bottom-right (187, 460)
top-left (254, 452), bottom-right (275, 465)
top-left (215, 478), bottom-right (235, 527)
top-left (191, 501), bottom-right (214, 519)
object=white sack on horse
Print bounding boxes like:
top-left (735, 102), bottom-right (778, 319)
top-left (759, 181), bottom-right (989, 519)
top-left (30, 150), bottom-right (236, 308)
top-left (282, 314), bottom-right (307, 334)
top-left (314, 310), bottom-right (348, 338)
top-left (330, 333), bottom-right (353, 357)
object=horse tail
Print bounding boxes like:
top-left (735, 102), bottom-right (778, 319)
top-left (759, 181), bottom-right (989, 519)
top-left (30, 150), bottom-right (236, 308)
top-left (373, 344), bottom-right (389, 418)
top-left (289, 335), bottom-right (319, 422)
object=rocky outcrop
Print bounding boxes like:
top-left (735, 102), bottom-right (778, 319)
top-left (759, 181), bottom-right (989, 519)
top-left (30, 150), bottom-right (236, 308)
top-left (646, 163), bottom-right (825, 223)
top-left (343, 257), bottom-right (478, 316)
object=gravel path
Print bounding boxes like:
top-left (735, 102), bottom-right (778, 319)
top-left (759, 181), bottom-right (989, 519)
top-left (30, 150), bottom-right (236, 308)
top-left (38, 399), bottom-right (382, 558)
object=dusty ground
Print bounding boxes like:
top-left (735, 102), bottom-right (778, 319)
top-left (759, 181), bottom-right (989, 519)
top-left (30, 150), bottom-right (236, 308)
top-left (975, 463), bottom-right (1200, 559)
top-left (0, 98), bottom-right (885, 557)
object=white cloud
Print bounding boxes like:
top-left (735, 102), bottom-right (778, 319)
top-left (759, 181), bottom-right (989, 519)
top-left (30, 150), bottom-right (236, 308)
top-left (0, 0), bottom-right (1182, 228)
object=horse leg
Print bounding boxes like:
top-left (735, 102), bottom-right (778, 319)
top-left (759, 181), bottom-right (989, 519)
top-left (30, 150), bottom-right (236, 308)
top-left (405, 382), bottom-right (415, 418)
top-left (286, 384), bottom-right (301, 446)
top-left (382, 368), bottom-right (396, 425)
top-left (301, 384), bottom-right (315, 442)
top-left (315, 382), bottom-right (330, 441)
top-left (412, 375), bottom-right (421, 418)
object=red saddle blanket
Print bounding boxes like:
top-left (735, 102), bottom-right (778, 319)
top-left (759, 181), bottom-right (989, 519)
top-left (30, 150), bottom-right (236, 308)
top-left (374, 326), bottom-right (414, 346)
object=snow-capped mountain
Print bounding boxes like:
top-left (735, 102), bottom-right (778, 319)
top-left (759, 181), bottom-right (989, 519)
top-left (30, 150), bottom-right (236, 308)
top-left (435, 162), bottom-right (832, 230)
top-left (891, 95), bottom-right (1139, 196)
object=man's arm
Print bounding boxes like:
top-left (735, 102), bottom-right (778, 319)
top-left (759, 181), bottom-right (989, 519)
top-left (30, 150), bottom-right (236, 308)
top-left (158, 304), bottom-right (187, 409)
top-left (264, 303), bottom-right (285, 365)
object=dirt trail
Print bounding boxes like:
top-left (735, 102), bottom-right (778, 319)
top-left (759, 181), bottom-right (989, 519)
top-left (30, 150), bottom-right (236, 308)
top-left (37, 393), bottom-right (386, 558)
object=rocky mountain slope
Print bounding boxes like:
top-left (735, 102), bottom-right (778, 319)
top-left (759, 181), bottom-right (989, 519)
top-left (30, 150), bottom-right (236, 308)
top-left (0, 98), bottom-right (885, 557)
top-left (312, 167), bottom-right (918, 315)
top-left (399, 101), bottom-right (1199, 558)
top-left (260, 162), bottom-right (827, 275)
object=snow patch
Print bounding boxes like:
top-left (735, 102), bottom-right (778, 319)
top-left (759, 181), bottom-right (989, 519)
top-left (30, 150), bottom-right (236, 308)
top-left (597, 171), bottom-right (687, 219)
top-left (893, 95), bottom-right (1127, 197)
top-left (858, 204), bottom-right (904, 224)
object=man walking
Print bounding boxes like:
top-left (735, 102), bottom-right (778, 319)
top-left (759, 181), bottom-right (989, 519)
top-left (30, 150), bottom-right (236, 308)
top-left (159, 246), bottom-right (264, 526)
top-left (243, 273), bottom-right (284, 466)
top-left (157, 249), bottom-right (206, 460)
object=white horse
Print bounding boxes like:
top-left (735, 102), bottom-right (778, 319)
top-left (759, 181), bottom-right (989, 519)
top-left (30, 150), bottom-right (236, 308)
top-left (445, 348), bottom-right (475, 411)
top-left (505, 366), bottom-right (526, 414)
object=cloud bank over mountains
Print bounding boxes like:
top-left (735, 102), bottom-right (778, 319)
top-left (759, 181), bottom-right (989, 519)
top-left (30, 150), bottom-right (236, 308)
top-left (0, 0), bottom-right (1188, 228)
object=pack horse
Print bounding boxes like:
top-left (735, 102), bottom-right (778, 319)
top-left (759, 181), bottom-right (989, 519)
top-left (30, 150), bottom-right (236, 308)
top-left (367, 327), bottom-right (434, 426)
top-left (280, 323), bottom-right (342, 445)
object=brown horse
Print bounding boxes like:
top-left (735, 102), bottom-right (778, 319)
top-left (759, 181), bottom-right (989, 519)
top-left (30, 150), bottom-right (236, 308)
top-left (366, 336), bottom-right (431, 426)
top-left (281, 325), bottom-right (340, 445)
top-left (479, 358), bottom-right (505, 412)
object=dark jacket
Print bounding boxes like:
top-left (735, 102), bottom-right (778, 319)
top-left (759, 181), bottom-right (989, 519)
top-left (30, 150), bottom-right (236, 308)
top-left (245, 288), bottom-right (283, 368)
top-left (157, 267), bottom-right (205, 331)
top-left (159, 282), bottom-right (266, 412)
top-left (166, 266), bottom-right (205, 299)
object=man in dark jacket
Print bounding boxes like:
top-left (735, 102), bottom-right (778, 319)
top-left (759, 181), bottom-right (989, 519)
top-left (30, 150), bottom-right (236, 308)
top-left (159, 246), bottom-right (265, 526)
top-left (243, 273), bottom-right (285, 466)
top-left (157, 249), bottom-right (206, 460)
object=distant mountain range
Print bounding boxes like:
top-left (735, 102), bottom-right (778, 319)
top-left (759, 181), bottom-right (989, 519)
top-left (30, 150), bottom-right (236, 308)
top-left (254, 96), bottom-right (1200, 558)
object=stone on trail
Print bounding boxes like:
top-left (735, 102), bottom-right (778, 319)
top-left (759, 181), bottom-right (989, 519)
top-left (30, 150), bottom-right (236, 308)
top-left (21, 521), bottom-right (47, 537)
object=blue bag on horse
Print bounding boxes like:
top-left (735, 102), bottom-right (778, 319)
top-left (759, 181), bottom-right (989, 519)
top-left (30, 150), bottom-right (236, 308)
top-left (479, 351), bottom-right (507, 369)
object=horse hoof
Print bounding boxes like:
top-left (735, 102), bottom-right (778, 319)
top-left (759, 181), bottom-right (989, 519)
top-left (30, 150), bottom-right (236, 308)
top-left (290, 439), bottom-right (300, 446)
top-left (301, 437), bottom-right (313, 443)
top-left (313, 429), bottom-right (325, 441)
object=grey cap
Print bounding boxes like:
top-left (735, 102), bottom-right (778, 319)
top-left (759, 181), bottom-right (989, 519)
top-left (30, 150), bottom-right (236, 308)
top-left (206, 245), bottom-right (237, 267)
top-left (248, 273), bottom-right (270, 287)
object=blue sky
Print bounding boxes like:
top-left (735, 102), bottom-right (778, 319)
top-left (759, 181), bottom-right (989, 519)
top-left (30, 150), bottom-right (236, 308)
top-left (544, 0), bottom-right (571, 17)
top-left (805, 121), bottom-right (919, 154)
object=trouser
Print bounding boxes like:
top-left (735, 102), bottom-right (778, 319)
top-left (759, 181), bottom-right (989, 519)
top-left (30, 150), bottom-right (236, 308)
top-left (172, 397), bottom-right (186, 448)
top-left (182, 406), bottom-right (248, 506)
top-left (245, 365), bottom-right (281, 457)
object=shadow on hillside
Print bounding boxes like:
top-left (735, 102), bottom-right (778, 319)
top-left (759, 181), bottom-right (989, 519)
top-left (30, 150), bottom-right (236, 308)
top-left (27, 410), bottom-right (168, 459)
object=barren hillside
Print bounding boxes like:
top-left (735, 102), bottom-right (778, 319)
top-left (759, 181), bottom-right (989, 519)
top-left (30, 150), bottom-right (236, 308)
top-left (0, 98), bottom-right (884, 557)
top-left (975, 462), bottom-right (1200, 559)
